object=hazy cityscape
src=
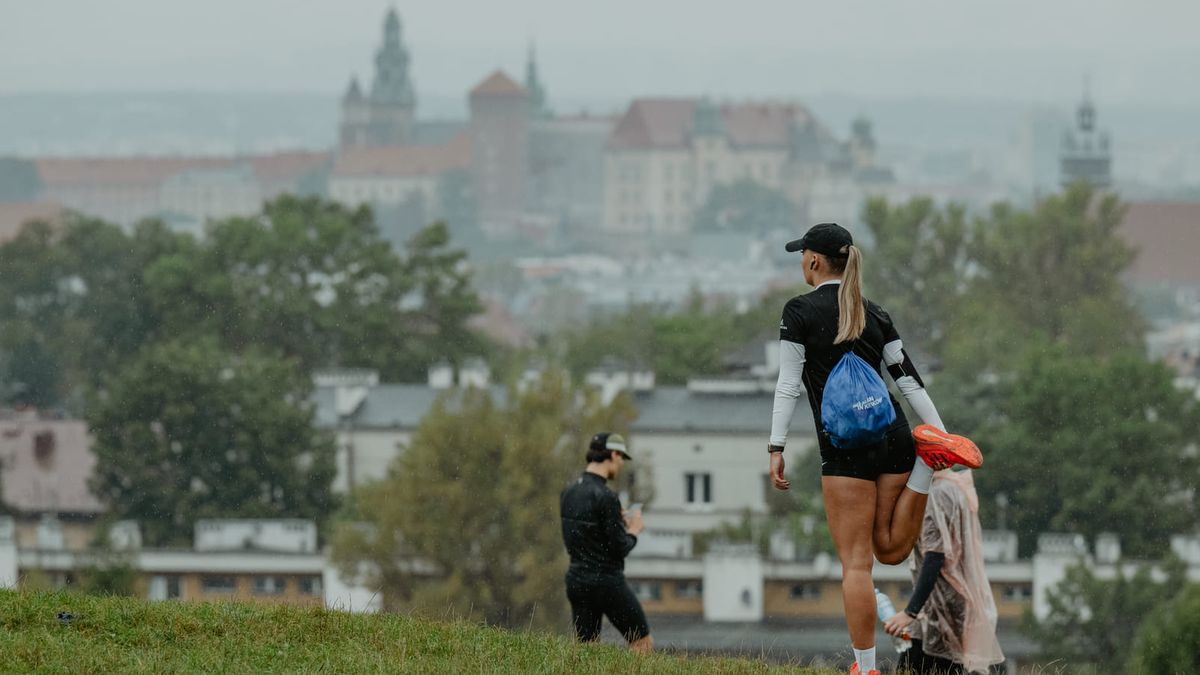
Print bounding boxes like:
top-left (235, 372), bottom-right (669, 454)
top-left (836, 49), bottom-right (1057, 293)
top-left (1, 2), bottom-right (1199, 673)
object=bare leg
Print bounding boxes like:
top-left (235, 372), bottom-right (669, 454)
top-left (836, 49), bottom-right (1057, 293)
top-left (872, 472), bottom-right (929, 565)
top-left (823, 475), bottom-right (878, 649)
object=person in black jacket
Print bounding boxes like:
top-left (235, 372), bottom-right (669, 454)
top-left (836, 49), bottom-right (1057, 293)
top-left (560, 432), bottom-right (653, 652)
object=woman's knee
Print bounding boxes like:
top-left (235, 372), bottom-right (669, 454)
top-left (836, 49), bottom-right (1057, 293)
top-left (873, 538), bottom-right (915, 565)
top-left (839, 549), bottom-right (875, 573)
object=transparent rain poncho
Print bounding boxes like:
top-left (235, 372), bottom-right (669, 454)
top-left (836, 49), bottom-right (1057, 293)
top-left (909, 469), bottom-right (1005, 673)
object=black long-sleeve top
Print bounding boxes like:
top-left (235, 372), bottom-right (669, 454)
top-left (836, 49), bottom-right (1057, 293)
top-left (906, 551), bottom-right (946, 616)
top-left (560, 472), bottom-right (637, 584)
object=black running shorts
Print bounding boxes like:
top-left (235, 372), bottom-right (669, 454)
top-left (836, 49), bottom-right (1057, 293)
top-left (819, 424), bottom-right (915, 481)
top-left (565, 576), bottom-right (650, 643)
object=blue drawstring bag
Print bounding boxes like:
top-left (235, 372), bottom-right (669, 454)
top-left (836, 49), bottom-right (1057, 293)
top-left (821, 350), bottom-right (896, 448)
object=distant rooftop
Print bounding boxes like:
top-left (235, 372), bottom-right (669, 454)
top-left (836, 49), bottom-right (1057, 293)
top-left (312, 380), bottom-right (814, 436)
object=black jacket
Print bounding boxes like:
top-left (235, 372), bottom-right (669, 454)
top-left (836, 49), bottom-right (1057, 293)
top-left (560, 472), bottom-right (637, 583)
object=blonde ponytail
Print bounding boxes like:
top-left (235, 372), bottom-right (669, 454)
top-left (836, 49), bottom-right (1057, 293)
top-left (834, 245), bottom-right (865, 344)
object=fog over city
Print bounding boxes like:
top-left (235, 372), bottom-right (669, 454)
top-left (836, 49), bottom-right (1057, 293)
top-left (6, 0), bottom-right (1200, 104)
top-left (1, 2), bottom-right (1199, 673)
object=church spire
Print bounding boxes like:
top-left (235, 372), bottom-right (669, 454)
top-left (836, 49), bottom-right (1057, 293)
top-left (343, 76), bottom-right (363, 104)
top-left (371, 6), bottom-right (416, 109)
top-left (525, 41), bottom-right (549, 119)
top-left (1059, 75), bottom-right (1111, 189)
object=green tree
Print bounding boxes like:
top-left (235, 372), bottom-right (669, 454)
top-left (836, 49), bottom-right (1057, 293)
top-left (1026, 558), bottom-right (1187, 674)
top-left (561, 295), bottom-right (744, 386)
top-left (78, 552), bottom-right (139, 597)
top-left (146, 196), bottom-right (484, 382)
top-left (87, 338), bottom-right (336, 546)
top-left (693, 179), bottom-right (798, 235)
top-left (330, 369), bottom-right (637, 630)
top-left (0, 216), bottom-right (193, 408)
top-left (1128, 582), bottom-right (1200, 673)
top-left (976, 347), bottom-right (1200, 557)
top-left (860, 196), bottom-right (970, 356)
top-left (944, 183), bottom-right (1142, 376)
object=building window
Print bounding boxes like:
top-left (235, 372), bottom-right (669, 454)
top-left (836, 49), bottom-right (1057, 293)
top-left (676, 580), bottom-right (703, 599)
top-left (252, 576), bottom-right (285, 596)
top-left (685, 472), bottom-right (712, 505)
top-left (299, 576), bottom-right (323, 597)
top-left (1000, 585), bottom-right (1032, 602)
top-left (789, 583), bottom-right (822, 600)
top-left (34, 431), bottom-right (56, 468)
top-left (630, 581), bottom-right (662, 602)
top-left (201, 576), bottom-right (237, 595)
top-left (149, 575), bottom-right (183, 601)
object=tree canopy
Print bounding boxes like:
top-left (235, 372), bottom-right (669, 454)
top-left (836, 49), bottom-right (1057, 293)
top-left (330, 369), bottom-right (638, 630)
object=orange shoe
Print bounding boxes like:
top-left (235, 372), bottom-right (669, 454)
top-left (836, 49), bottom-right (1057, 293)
top-left (913, 424), bottom-right (983, 470)
top-left (849, 664), bottom-right (881, 675)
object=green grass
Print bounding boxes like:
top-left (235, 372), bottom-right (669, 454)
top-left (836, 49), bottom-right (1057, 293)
top-left (0, 590), bottom-right (838, 674)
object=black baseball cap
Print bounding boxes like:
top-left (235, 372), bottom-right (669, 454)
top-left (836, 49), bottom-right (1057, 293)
top-left (590, 432), bottom-right (632, 460)
top-left (785, 222), bottom-right (853, 258)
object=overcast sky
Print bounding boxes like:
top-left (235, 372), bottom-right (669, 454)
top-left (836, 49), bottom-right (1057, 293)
top-left (3, 0), bottom-right (1198, 107)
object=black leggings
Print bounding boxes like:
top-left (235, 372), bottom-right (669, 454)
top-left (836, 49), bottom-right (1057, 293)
top-left (565, 576), bottom-right (650, 643)
top-left (896, 639), bottom-right (964, 674)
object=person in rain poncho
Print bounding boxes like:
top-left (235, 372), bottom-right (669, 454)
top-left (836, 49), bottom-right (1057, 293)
top-left (884, 469), bottom-right (1005, 674)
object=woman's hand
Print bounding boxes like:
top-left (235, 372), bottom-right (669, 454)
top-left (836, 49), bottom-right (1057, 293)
top-left (769, 450), bottom-right (790, 491)
top-left (884, 611), bottom-right (915, 637)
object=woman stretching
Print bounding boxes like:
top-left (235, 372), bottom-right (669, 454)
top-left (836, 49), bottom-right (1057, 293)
top-left (767, 222), bottom-right (982, 675)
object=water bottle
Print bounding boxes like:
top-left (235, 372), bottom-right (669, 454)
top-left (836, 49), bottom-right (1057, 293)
top-left (874, 588), bottom-right (911, 654)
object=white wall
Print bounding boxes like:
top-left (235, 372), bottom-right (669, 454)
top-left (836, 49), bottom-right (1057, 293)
top-left (635, 432), bottom-right (813, 533)
top-left (0, 517), bottom-right (17, 589)
top-left (193, 520), bottom-right (317, 553)
top-left (323, 562), bottom-right (382, 614)
top-left (703, 544), bottom-right (763, 622)
top-left (334, 429), bottom-right (413, 493)
top-left (329, 175), bottom-right (437, 208)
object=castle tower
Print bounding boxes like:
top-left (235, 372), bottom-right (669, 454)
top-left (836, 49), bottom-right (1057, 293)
top-left (1059, 79), bottom-right (1112, 189)
top-left (470, 71), bottom-right (529, 237)
top-left (338, 77), bottom-right (369, 149)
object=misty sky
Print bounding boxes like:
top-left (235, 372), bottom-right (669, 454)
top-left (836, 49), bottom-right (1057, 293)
top-left (3, 0), bottom-right (1199, 107)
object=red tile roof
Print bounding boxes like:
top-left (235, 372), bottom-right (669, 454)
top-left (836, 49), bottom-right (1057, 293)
top-left (35, 156), bottom-right (229, 187)
top-left (36, 151), bottom-right (331, 188)
top-left (1120, 201), bottom-right (1200, 285)
top-left (0, 417), bottom-right (104, 515)
top-left (470, 70), bottom-right (526, 97)
top-left (0, 201), bottom-right (65, 243)
top-left (332, 133), bottom-right (472, 178)
top-left (608, 98), bottom-right (822, 150)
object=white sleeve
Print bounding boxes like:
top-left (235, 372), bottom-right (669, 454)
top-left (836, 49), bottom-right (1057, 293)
top-left (883, 339), bottom-right (946, 431)
top-left (770, 340), bottom-right (806, 447)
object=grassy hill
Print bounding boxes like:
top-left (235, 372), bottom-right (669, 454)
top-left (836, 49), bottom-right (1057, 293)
top-left (0, 590), bottom-right (838, 674)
